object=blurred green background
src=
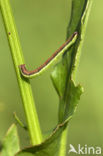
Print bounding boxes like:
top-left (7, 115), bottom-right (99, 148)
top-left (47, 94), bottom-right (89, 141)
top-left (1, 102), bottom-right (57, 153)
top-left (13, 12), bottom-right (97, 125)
top-left (0, 0), bottom-right (103, 155)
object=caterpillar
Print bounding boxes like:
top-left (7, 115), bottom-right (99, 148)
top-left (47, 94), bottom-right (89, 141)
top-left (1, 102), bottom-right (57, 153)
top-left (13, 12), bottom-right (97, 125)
top-left (19, 32), bottom-right (77, 79)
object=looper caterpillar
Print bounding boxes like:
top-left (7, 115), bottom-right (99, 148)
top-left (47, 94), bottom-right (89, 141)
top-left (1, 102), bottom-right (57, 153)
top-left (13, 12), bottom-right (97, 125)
top-left (19, 32), bottom-right (77, 79)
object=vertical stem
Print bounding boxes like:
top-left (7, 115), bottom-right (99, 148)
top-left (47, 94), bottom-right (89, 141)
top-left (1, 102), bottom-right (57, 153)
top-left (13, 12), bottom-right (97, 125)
top-left (58, 129), bottom-right (67, 156)
top-left (0, 0), bottom-right (42, 145)
top-left (58, 1), bottom-right (93, 156)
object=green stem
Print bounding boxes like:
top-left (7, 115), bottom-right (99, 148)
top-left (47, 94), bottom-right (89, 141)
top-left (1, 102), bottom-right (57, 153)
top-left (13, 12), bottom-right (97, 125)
top-left (58, 1), bottom-right (93, 156)
top-left (0, 0), bottom-right (42, 145)
top-left (58, 129), bottom-right (67, 156)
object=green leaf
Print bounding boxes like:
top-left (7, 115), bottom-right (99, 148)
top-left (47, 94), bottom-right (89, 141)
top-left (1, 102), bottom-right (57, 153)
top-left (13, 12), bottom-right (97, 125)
top-left (59, 80), bottom-right (83, 122)
top-left (15, 117), bottom-right (71, 156)
top-left (0, 124), bottom-right (20, 156)
top-left (51, 0), bottom-right (92, 100)
top-left (51, 0), bottom-right (92, 123)
top-left (16, 81), bottom-right (82, 156)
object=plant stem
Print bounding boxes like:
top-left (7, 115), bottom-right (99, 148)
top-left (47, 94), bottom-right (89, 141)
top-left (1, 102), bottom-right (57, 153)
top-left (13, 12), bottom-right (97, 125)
top-left (58, 129), bottom-right (67, 156)
top-left (0, 0), bottom-right (43, 145)
top-left (58, 1), bottom-right (93, 156)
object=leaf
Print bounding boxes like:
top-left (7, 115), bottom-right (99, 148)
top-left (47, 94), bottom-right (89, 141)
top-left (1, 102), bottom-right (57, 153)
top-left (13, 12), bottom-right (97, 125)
top-left (51, 0), bottom-right (92, 99)
top-left (15, 117), bottom-right (70, 156)
top-left (15, 81), bottom-right (82, 156)
top-left (51, 0), bottom-right (92, 122)
top-left (0, 124), bottom-right (20, 156)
